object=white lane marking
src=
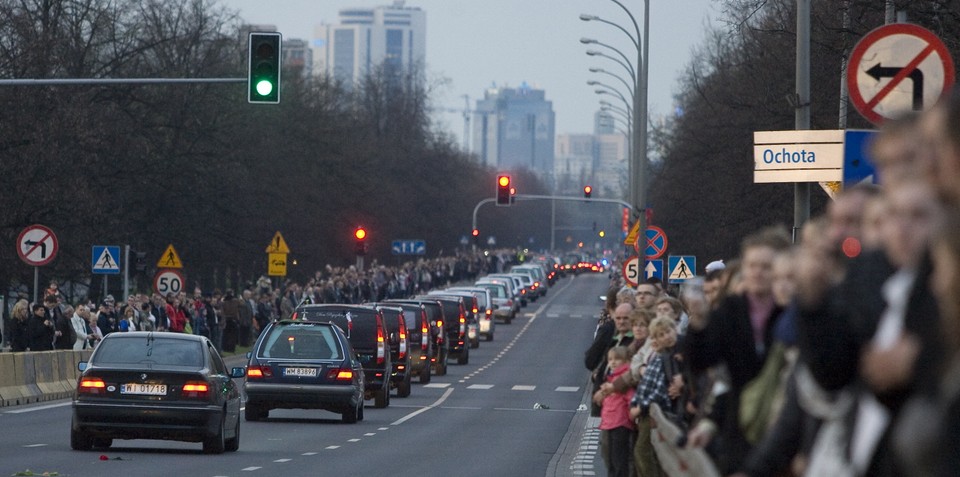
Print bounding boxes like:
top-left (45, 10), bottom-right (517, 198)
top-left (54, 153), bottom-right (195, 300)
top-left (325, 445), bottom-right (340, 450)
top-left (467, 384), bottom-right (493, 389)
top-left (22, 444), bottom-right (47, 448)
top-left (4, 402), bottom-right (71, 414)
top-left (440, 406), bottom-right (481, 410)
top-left (494, 407), bottom-right (577, 413)
top-left (378, 427), bottom-right (389, 431)
top-left (391, 387), bottom-right (454, 426)
top-left (364, 433), bottom-right (376, 436)
top-left (302, 452), bottom-right (317, 455)
top-left (512, 385), bottom-right (536, 391)
top-left (241, 467), bottom-right (262, 471)
top-left (274, 459), bottom-right (291, 462)
top-left (423, 383), bottom-right (450, 388)
top-left (348, 438), bottom-right (361, 442)
top-left (556, 386), bottom-right (580, 392)
top-left (570, 314), bottom-right (583, 318)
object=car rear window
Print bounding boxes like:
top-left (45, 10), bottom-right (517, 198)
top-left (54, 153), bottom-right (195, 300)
top-left (93, 336), bottom-right (203, 368)
top-left (298, 308), bottom-right (380, 345)
top-left (257, 323), bottom-right (342, 360)
top-left (401, 309), bottom-right (420, 331)
top-left (478, 284), bottom-right (506, 298)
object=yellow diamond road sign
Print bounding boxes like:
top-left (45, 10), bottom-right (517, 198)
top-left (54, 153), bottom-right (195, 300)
top-left (157, 244), bottom-right (183, 269)
top-left (266, 231), bottom-right (291, 253)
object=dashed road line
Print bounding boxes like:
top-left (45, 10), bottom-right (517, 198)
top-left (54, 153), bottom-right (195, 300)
top-left (241, 467), bottom-right (262, 471)
top-left (391, 387), bottom-right (455, 426)
top-left (273, 459), bottom-right (291, 463)
top-left (325, 445), bottom-right (339, 450)
top-left (512, 385), bottom-right (536, 391)
top-left (467, 384), bottom-right (494, 389)
top-left (556, 386), bottom-right (580, 392)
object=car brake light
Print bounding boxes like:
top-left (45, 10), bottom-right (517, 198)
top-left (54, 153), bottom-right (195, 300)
top-left (486, 309), bottom-right (492, 317)
top-left (472, 307), bottom-right (478, 314)
top-left (291, 312), bottom-right (298, 320)
top-left (377, 326), bottom-right (385, 365)
top-left (182, 381), bottom-right (210, 398)
top-left (459, 315), bottom-right (466, 338)
top-left (247, 365), bottom-right (272, 378)
top-left (78, 377), bottom-right (106, 394)
top-left (328, 369), bottom-right (353, 380)
top-left (421, 324), bottom-right (429, 350)
top-left (399, 328), bottom-right (407, 360)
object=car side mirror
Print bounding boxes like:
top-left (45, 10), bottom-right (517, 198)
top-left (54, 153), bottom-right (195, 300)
top-left (231, 367), bottom-right (246, 378)
top-left (78, 361), bottom-right (88, 372)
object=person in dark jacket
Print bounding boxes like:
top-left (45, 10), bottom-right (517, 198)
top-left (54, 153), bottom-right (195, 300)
top-left (27, 303), bottom-right (55, 351)
top-left (684, 226), bottom-right (790, 473)
top-left (9, 299), bottom-right (31, 351)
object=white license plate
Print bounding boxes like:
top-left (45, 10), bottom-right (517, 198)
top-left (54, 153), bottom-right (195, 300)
top-left (284, 367), bottom-right (319, 377)
top-left (121, 383), bottom-right (167, 395)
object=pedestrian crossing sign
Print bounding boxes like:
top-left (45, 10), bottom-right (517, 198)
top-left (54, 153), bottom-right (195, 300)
top-left (667, 255), bottom-right (696, 284)
top-left (157, 244), bottom-right (183, 269)
top-left (92, 245), bottom-right (121, 275)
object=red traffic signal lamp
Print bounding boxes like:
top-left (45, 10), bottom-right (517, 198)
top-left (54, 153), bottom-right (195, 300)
top-left (354, 227), bottom-right (367, 255)
top-left (472, 228), bottom-right (480, 245)
top-left (583, 185), bottom-right (592, 198)
top-left (496, 174), bottom-right (511, 206)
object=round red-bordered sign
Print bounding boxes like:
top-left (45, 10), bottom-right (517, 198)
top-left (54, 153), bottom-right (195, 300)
top-left (622, 256), bottom-right (641, 287)
top-left (644, 226), bottom-right (668, 260)
top-left (17, 224), bottom-right (59, 266)
top-left (847, 23), bottom-right (955, 126)
top-left (154, 269), bottom-right (185, 297)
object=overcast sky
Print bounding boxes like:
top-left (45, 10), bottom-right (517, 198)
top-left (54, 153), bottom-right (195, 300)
top-left (228, 0), bottom-right (718, 145)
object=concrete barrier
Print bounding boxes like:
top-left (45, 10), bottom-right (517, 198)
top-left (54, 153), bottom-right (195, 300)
top-left (0, 349), bottom-right (92, 407)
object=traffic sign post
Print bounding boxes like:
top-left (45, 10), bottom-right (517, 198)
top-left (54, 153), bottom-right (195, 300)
top-left (848, 23), bottom-right (955, 125)
top-left (622, 256), bottom-right (641, 287)
top-left (667, 255), bottom-right (697, 284)
top-left (92, 246), bottom-right (121, 275)
top-left (644, 226), bottom-right (668, 259)
top-left (154, 270), bottom-right (184, 297)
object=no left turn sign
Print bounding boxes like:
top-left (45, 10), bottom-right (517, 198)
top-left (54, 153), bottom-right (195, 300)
top-left (17, 224), bottom-right (59, 266)
top-left (847, 23), bottom-right (955, 125)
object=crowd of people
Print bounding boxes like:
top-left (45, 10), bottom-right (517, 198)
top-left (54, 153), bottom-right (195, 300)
top-left (3, 252), bottom-right (506, 354)
top-left (586, 87), bottom-right (960, 477)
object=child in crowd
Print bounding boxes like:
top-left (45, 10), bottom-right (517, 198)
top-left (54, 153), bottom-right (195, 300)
top-left (598, 346), bottom-right (637, 477)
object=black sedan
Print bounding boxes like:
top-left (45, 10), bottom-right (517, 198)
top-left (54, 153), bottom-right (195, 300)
top-left (243, 320), bottom-right (365, 423)
top-left (71, 332), bottom-right (244, 454)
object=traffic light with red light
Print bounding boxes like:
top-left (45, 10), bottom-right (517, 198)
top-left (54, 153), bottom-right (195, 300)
top-left (583, 185), bottom-right (592, 198)
top-left (496, 175), bottom-right (511, 206)
top-left (354, 227), bottom-right (367, 256)
top-left (248, 32), bottom-right (281, 104)
top-left (510, 186), bottom-right (517, 204)
top-left (472, 228), bottom-right (480, 245)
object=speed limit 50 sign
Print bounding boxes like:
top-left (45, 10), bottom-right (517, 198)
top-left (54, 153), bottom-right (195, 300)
top-left (154, 270), bottom-right (184, 296)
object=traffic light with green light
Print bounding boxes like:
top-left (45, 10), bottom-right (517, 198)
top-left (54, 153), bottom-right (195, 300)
top-left (248, 32), bottom-right (281, 104)
top-left (496, 175), bottom-right (511, 206)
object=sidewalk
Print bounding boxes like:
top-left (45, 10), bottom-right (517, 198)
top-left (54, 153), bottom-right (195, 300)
top-left (547, 376), bottom-right (601, 476)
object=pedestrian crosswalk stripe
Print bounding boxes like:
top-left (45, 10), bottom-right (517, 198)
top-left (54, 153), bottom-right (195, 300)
top-left (512, 385), bottom-right (536, 391)
top-left (555, 386), bottom-right (580, 392)
top-left (467, 384), bottom-right (494, 389)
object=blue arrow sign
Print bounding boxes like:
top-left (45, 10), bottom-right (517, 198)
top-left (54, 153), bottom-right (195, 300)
top-left (92, 245), bottom-right (121, 275)
top-left (643, 260), bottom-right (663, 281)
top-left (392, 239), bottom-right (427, 256)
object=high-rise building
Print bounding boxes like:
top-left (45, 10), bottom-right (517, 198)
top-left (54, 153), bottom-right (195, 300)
top-left (313, 1), bottom-right (426, 82)
top-left (554, 115), bottom-right (628, 198)
top-left (472, 83), bottom-right (556, 185)
top-left (282, 38), bottom-right (313, 77)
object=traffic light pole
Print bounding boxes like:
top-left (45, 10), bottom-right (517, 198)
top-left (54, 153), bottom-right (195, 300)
top-left (0, 78), bottom-right (246, 86)
top-left (471, 194), bottom-right (632, 251)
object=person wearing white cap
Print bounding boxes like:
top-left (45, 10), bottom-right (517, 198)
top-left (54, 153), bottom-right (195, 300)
top-left (705, 260), bottom-right (726, 274)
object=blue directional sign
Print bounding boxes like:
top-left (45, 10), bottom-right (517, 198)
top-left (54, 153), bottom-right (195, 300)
top-left (667, 255), bottom-right (696, 284)
top-left (843, 130), bottom-right (878, 185)
top-left (643, 260), bottom-right (663, 282)
top-left (392, 239), bottom-right (426, 256)
top-left (92, 245), bottom-right (121, 275)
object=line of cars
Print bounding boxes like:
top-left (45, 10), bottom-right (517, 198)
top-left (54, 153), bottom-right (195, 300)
top-left (69, 257), bottom-right (565, 453)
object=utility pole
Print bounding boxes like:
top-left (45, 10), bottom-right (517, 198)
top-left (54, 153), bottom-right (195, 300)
top-left (794, 0), bottom-right (811, 242)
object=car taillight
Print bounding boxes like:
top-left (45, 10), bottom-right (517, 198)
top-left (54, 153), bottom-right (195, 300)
top-left (399, 328), bottom-right (407, 360)
top-left (459, 315), bottom-right (466, 337)
top-left (247, 365), bottom-right (272, 378)
top-left (328, 369), bottom-right (353, 381)
top-left (486, 309), bottom-right (492, 317)
top-left (472, 307), bottom-right (478, 314)
top-left (521, 289), bottom-right (526, 295)
top-left (421, 323), bottom-right (429, 350)
top-left (78, 377), bottom-right (106, 394)
top-left (535, 281), bottom-right (540, 287)
top-left (377, 326), bottom-right (385, 365)
top-left (506, 299), bottom-right (513, 307)
top-left (182, 381), bottom-right (210, 399)
top-left (291, 312), bottom-right (298, 320)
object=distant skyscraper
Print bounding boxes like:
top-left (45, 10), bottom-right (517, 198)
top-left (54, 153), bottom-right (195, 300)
top-left (282, 38), bottom-right (313, 77)
top-left (313, 1), bottom-right (426, 82)
top-left (594, 110), bottom-right (616, 135)
top-left (555, 111), bottom-right (628, 198)
top-left (472, 83), bottom-right (556, 185)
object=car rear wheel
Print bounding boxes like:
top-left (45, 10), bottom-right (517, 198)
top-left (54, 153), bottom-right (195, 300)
top-left (245, 403), bottom-right (268, 421)
top-left (457, 347), bottom-right (469, 365)
top-left (486, 332), bottom-right (494, 342)
top-left (419, 363), bottom-right (432, 383)
top-left (203, 414), bottom-right (227, 454)
top-left (374, 387), bottom-right (390, 408)
top-left (342, 400), bottom-right (360, 424)
top-left (70, 427), bottom-right (92, 451)
top-left (470, 337), bottom-right (480, 349)
top-left (225, 413), bottom-right (240, 452)
top-left (398, 373), bottom-right (412, 398)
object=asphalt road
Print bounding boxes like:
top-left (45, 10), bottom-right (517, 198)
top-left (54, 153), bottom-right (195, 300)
top-left (0, 272), bottom-right (610, 477)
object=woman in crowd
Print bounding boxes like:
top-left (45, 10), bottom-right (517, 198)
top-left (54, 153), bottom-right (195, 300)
top-left (9, 298), bottom-right (30, 351)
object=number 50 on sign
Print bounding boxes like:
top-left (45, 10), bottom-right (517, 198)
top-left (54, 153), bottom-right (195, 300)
top-left (154, 270), bottom-right (184, 296)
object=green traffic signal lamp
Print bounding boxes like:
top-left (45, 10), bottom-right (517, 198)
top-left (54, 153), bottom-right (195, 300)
top-left (248, 32), bottom-right (281, 104)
